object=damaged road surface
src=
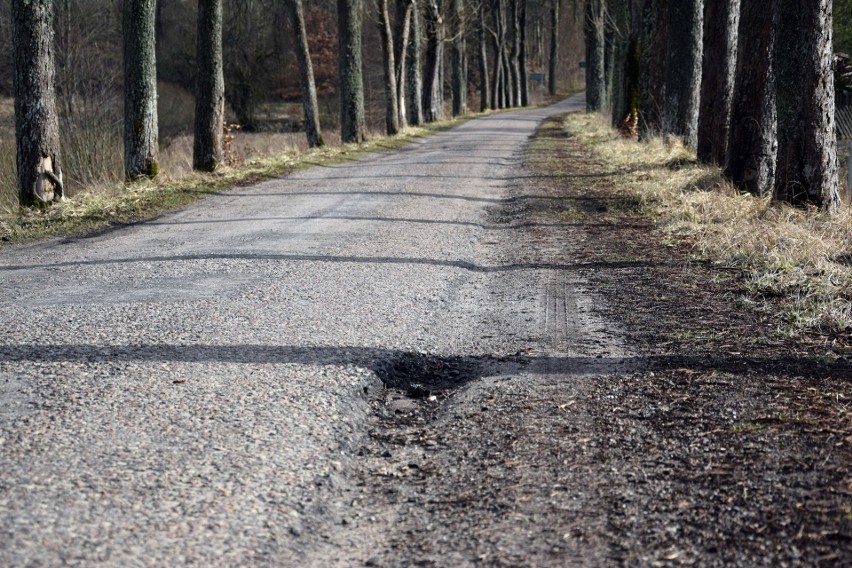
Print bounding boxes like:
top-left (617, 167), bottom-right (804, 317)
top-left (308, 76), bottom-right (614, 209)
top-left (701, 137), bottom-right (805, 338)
top-left (2, 92), bottom-right (848, 567)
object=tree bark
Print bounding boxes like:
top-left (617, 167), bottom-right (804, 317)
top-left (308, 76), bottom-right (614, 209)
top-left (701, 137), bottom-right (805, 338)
top-left (696, 0), bottom-right (738, 165)
top-left (286, 0), bottom-right (324, 147)
top-left (124, 0), bottom-right (159, 180)
top-left (407, 1), bottom-right (425, 125)
top-left (548, 0), bottom-right (559, 95)
top-left (609, 0), bottom-right (631, 127)
top-left (638, 0), bottom-right (668, 139)
top-left (394, 0), bottom-right (415, 128)
top-left (338, 0), bottom-right (366, 143)
top-left (451, 0), bottom-right (467, 116)
top-left (479, 2), bottom-right (491, 110)
top-left (492, 0), bottom-right (506, 108)
top-left (519, 0), bottom-right (529, 106)
top-left (13, 0), bottom-right (63, 207)
top-left (774, 0), bottom-right (839, 210)
top-left (662, 0), bottom-right (703, 149)
top-left (585, 0), bottom-right (606, 112)
top-left (423, 0), bottom-right (445, 121)
top-left (379, 0), bottom-right (401, 134)
top-left (194, 0), bottom-right (225, 171)
top-left (508, 0), bottom-right (521, 106)
top-left (725, 0), bottom-right (777, 196)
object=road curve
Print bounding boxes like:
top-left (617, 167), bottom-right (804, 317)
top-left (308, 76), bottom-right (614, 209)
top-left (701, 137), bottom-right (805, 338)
top-left (0, 94), bottom-right (606, 565)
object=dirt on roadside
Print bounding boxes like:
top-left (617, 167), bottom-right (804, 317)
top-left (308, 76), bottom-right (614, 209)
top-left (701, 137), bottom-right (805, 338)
top-left (326, 114), bottom-right (852, 567)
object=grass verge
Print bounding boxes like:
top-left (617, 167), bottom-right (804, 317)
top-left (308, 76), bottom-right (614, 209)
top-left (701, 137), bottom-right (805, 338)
top-left (560, 112), bottom-right (852, 340)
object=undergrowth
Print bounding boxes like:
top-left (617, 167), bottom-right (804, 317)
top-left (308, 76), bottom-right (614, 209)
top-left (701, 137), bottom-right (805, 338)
top-left (562, 112), bottom-right (852, 339)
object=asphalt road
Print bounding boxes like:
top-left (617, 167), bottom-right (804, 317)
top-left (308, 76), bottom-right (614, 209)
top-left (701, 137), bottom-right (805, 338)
top-left (0, 94), bottom-right (616, 566)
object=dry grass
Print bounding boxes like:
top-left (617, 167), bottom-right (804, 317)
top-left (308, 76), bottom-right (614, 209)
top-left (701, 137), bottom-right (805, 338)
top-left (563, 112), bottom-right (852, 337)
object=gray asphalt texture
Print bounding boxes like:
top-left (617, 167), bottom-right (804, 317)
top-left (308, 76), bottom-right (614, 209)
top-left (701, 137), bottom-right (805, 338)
top-left (0, 94), bottom-right (603, 566)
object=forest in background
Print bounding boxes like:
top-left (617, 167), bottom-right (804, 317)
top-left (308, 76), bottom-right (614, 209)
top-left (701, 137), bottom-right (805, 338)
top-left (0, 0), bottom-right (584, 213)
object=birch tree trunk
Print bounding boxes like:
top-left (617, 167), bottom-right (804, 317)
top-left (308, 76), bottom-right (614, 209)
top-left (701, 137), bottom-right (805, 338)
top-left (662, 0), bottom-right (703, 149)
top-left (379, 0), bottom-right (401, 134)
top-left (124, 0), bottom-right (159, 180)
top-left (774, 0), bottom-right (839, 211)
top-left (286, 0), bottom-right (324, 147)
top-left (338, 0), bottom-right (366, 143)
top-left (696, 0), bottom-right (738, 165)
top-left (725, 0), bottom-right (777, 196)
top-left (194, 0), bottom-right (225, 171)
top-left (13, 0), bottom-right (63, 207)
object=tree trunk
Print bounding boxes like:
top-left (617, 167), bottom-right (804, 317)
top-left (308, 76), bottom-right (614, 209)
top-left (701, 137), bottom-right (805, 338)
top-left (423, 0), bottom-right (445, 121)
top-left (725, 0), bottom-right (777, 196)
top-left (451, 0), bottom-right (467, 116)
top-left (508, 0), bottom-right (521, 106)
top-left (379, 0), bottom-right (401, 134)
top-left (286, 0), bottom-right (324, 148)
top-left (124, 0), bottom-right (159, 180)
top-left (638, 0), bottom-right (668, 139)
top-left (662, 0), bottom-right (703, 149)
top-left (194, 0), bottom-right (225, 171)
top-left (696, 0), bottom-right (738, 165)
top-left (774, 0), bottom-right (839, 210)
top-left (407, 1), bottom-right (425, 125)
top-left (492, 0), bottom-right (506, 108)
top-left (610, 0), bottom-right (630, 127)
top-left (13, 0), bottom-right (63, 207)
top-left (548, 0), bottom-right (559, 95)
top-left (479, 2), bottom-right (491, 110)
top-left (585, 0), bottom-right (606, 112)
top-left (519, 0), bottom-right (529, 106)
top-left (394, 0), bottom-right (414, 128)
top-left (338, 0), bottom-right (366, 143)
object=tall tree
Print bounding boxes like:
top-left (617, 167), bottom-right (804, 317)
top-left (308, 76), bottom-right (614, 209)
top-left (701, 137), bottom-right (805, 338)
top-left (338, 0), bottom-right (366, 143)
top-left (774, 0), bottom-right (839, 210)
top-left (194, 0), bottom-right (226, 171)
top-left (725, 0), bottom-right (777, 196)
top-left (124, 0), bottom-right (159, 180)
top-left (286, 0), bottom-right (324, 147)
top-left (661, 0), bottom-right (703, 148)
top-left (508, 0), bottom-right (521, 106)
top-left (13, 0), bottom-right (63, 207)
top-left (519, 0), bottom-right (529, 106)
top-left (407, 1), bottom-right (425, 125)
top-left (609, 0), bottom-right (630, 125)
top-left (479, 1), bottom-right (491, 110)
top-left (548, 0), bottom-right (560, 95)
top-left (638, 0), bottom-right (668, 139)
top-left (379, 0), bottom-right (401, 134)
top-left (450, 0), bottom-right (467, 116)
top-left (492, 0), bottom-right (507, 108)
top-left (585, 0), bottom-right (606, 112)
top-left (696, 0), bottom-right (739, 165)
top-left (423, 0), bottom-right (445, 121)
top-left (394, 0), bottom-right (415, 128)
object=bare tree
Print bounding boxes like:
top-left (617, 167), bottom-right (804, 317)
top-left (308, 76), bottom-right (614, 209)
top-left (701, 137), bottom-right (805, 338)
top-left (519, 0), bottom-right (529, 106)
top-left (124, 0), bottom-right (159, 180)
top-left (774, 0), bottom-right (839, 210)
top-left (725, 0), bottom-right (777, 196)
top-left (394, 0), bottom-right (415, 128)
top-left (407, 1), bottom-right (425, 125)
top-left (379, 0), bottom-right (402, 134)
top-left (548, 0), bottom-right (560, 95)
top-left (479, 1), bottom-right (492, 110)
top-left (194, 0), bottom-right (225, 171)
top-left (338, 0), bottom-right (366, 142)
top-left (423, 0), bottom-right (445, 121)
top-left (696, 0), bottom-right (739, 165)
top-left (13, 0), bottom-right (63, 206)
top-left (450, 0), bottom-right (468, 116)
top-left (285, 0), bottom-right (324, 147)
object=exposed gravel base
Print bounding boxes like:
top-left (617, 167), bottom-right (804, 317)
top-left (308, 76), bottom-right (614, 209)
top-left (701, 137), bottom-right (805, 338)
top-left (0, 95), bottom-right (587, 566)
